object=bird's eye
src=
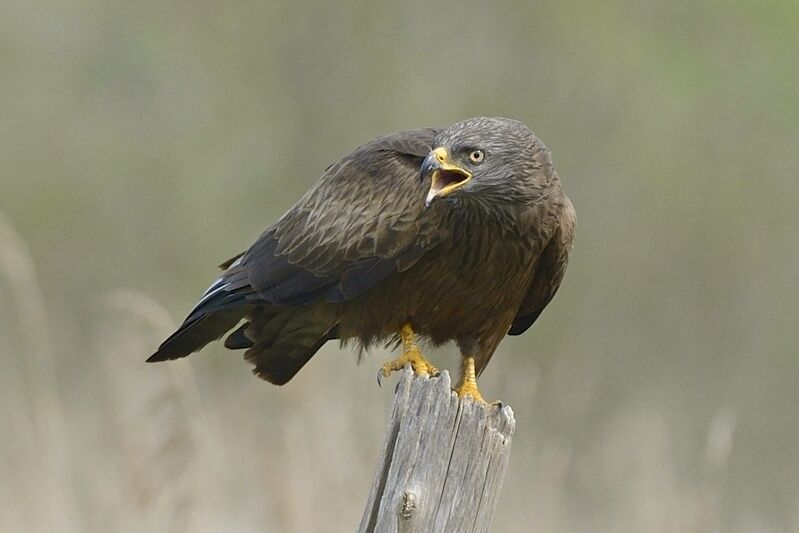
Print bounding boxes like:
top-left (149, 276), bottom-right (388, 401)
top-left (468, 150), bottom-right (485, 164)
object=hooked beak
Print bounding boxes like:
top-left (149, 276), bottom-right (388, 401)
top-left (420, 147), bottom-right (472, 207)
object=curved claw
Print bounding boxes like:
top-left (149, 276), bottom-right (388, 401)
top-left (380, 353), bottom-right (438, 381)
top-left (377, 323), bottom-right (439, 387)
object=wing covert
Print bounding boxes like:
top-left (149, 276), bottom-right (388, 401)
top-left (238, 128), bottom-right (445, 306)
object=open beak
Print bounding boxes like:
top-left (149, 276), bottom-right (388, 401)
top-left (420, 147), bottom-right (472, 207)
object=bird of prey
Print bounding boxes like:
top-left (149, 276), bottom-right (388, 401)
top-left (148, 117), bottom-right (575, 402)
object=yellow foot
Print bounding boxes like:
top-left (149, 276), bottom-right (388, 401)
top-left (378, 324), bottom-right (439, 386)
top-left (454, 356), bottom-right (487, 404)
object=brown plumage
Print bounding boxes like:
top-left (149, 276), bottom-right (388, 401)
top-left (148, 117), bottom-right (575, 392)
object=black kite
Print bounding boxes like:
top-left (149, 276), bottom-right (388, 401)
top-left (148, 117), bottom-right (575, 402)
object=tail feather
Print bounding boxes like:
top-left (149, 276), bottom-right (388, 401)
top-left (223, 323), bottom-right (254, 350)
top-left (149, 282), bottom-right (337, 385)
top-left (147, 309), bottom-right (246, 362)
top-left (247, 333), bottom-right (333, 385)
top-left (234, 307), bottom-right (338, 385)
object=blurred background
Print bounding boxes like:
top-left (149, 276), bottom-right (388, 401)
top-left (1, 1), bottom-right (797, 531)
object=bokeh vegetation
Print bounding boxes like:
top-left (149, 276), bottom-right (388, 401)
top-left (2, 1), bottom-right (797, 531)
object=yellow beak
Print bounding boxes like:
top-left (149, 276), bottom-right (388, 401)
top-left (420, 147), bottom-right (472, 207)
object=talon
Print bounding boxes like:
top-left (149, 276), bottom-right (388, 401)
top-left (455, 384), bottom-right (487, 404)
top-left (454, 356), bottom-right (488, 404)
top-left (378, 324), bottom-right (439, 381)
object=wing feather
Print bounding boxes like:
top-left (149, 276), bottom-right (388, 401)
top-left (509, 195), bottom-right (575, 336)
top-left (232, 128), bottom-right (445, 307)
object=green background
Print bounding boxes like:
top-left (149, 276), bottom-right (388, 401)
top-left (2, 1), bottom-right (797, 531)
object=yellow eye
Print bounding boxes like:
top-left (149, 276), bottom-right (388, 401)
top-left (469, 150), bottom-right (484, 164)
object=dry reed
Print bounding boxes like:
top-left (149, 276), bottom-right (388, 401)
top-left (0, 211), bottom-right (79, 532)
top-left (93, 289), bottom-right (219, 532)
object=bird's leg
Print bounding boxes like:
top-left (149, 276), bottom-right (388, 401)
top-left (454, 356), bottom-right (486, 403)
top-left (379, 324), bottom-right (439, 381)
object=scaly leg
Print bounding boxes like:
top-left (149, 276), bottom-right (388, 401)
top-left (454, 356), bottom-right (486, 403)
top-left (379, 324), bottom-right (439, 382)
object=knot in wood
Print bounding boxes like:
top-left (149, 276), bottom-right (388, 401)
top-left (399, 489), bottom-right (417, 520)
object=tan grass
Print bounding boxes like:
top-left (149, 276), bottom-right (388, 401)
top-left (0, 212), bottom-right (79, 532)
top-left (93, 289), bottom-right (220, 532)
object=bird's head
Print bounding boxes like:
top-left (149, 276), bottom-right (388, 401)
top-left (420, 117), bottom-right (555, 208)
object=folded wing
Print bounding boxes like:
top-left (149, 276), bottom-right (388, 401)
top-left (148, 128), bottom-right (446, 370)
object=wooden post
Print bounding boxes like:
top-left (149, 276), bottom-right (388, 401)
top-left (358, 367), bottom-right (516, 533)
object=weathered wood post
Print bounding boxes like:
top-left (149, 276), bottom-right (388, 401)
top-left (358, 367), bottom-right (516, 533)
